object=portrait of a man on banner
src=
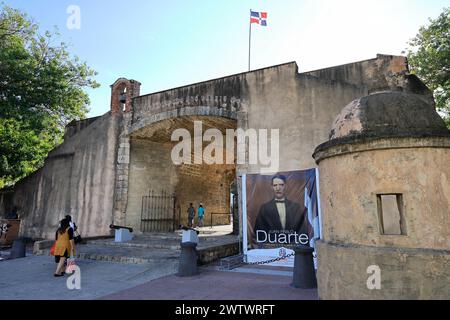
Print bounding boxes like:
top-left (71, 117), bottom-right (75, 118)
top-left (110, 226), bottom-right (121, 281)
top-left (246, 169), bottom-right (318, 249)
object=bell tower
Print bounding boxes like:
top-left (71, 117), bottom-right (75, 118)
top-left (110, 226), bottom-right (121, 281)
top-left (110, 78), bottom-right (141, 114)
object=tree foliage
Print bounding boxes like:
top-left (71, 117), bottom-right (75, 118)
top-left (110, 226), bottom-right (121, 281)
top-left (405, 7), bottom-right (450, 127)
top-left (0, 4), bottom-right (99, 187)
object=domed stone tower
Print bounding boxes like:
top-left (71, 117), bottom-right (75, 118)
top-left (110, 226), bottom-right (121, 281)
top-left (313, 91), bottom-right (450, 299)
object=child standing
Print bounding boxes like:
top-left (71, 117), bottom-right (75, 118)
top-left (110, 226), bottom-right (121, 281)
top-left (197, 204), bottom-right (205, 227)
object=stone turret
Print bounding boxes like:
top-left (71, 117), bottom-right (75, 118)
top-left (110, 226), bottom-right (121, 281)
top-left (313, 91), bottom-right (450, 299)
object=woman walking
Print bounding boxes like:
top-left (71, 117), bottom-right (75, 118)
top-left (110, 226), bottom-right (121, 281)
top-left (53, 218), bottom-right (75, 277)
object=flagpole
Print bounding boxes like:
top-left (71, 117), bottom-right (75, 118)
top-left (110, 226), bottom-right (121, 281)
top-left (248, 9), bottom-right (252, 71)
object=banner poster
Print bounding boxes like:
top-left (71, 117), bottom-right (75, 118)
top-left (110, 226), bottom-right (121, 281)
top-left (244, 169), bottom-right (320, 267)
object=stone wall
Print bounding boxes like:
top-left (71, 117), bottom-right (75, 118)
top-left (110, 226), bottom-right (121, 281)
top-left (2, 55), bottom-right (422, 239)
top-left (197, 241), bottom-right (240, 265)
top-left (64, 116), bottom-right (101, 139)
top-left (128, 56), bottom-right (408, 215)
top-left (126, 139), bottom-right (177, 231)
top-left (314, 133), bottom-right (450, 299)
top-left (316, 137), bottom-right (450, 249)
top-left (131, 76), bottom-right (241, 125)
top-left (2, 113), bottom-right (120, 239)
top-left (128, 80), bottom-right (239, 231)
top-left (317, 241), bottom-right (450, 299)
top-left (123, 55), bottom-right (417, 237)
top-left (305, 54), bottom-right (408, 91)
top-left (240, 63), bottom-right (368, 173)
top-left (240, 55), bottom-right (424, 175)
top-left (175, 163), bottom-right (235, 227)
top-left (0, 189), bottom-right (13, 216)
top-left (125, 137), bottom-right (235, 231)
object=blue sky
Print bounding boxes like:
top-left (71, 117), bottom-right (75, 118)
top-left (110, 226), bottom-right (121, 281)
top-left (4, 0), bottom-right (449, 117)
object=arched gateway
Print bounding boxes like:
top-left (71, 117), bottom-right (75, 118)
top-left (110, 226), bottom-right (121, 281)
top-left (110, 78), bottom-right (239, 234)
top-left (1, 55), bottom-right (433, 242)
top-left (125, 115), bottom-right (238, 233)
top-left (1, 55), bottom-right (447, 299)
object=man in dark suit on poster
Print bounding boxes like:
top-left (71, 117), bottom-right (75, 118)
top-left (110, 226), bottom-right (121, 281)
top-left (254, 174), bottom-right (308, 246)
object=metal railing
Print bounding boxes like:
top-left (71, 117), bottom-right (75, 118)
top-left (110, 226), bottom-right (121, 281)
top-left (141, 190), bottom-right (176, 232)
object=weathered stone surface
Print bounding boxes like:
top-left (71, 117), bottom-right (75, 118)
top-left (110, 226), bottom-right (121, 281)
top-left (126, 136), bottom-right (235, 232)
top-left (315, 90), bottom-right (450, 299)
top-left (314, 136), bottom-right (450, 163)
top-left (1, 113), bottom-right (120, 239)
top-left (1, 54), bottom-right (433, 241)
top-left (110, 78), bottom-right (141, 114)
top-left (317, 140), bottom-right (450, 249)
top-left (304, 54), bottom-right (433, 101)
top-left (64, 116), bottom-right (101, 139)
top-left (126, 139), bottom-right (177, 230)
top-left (112, 112), bottom-right (134, 227)
top-left (326, 91), bottom-right (448, 142)
top-left (317, 241), bottom-right (450, 300)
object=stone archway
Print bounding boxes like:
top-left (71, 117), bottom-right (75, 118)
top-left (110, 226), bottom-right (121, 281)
top-left (122, 109), bottom-right (237, 233)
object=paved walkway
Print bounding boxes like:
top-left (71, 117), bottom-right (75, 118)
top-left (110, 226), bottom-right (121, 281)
top-left (0, 225), bottom-right (317, 300)
top-left (0, 255), bottom-right (178, 300)
top-left (100, 265), bottom-right (318, 300)
top-left (0, 255), bottom-right (317, 300)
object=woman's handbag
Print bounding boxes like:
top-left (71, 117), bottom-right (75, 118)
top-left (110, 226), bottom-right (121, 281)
top-left (74, 230), bottom-right (82, 244)
top-left (50, 242), bottom-right (56, 256)
top-left (66, 258), bottom-right (77, 273)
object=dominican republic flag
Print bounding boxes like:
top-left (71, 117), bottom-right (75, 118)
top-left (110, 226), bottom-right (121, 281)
top-left (250, 11), bottom-right (267, 26)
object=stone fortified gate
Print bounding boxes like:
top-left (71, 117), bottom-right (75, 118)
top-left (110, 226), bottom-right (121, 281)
top-left (112, 77), bottom-right (239, 233)
top-left (2, 54), bottom-right (449, 299)
top-left (0, 54), bottom-right (434, 240)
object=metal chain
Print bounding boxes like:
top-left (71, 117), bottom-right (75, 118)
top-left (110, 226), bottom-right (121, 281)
top-left (244, 252), bottom-right (296, 265)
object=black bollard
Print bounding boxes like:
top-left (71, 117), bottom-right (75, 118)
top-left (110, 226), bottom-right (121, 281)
top-left (291, 245), bottom-right (317, 289)
top-left (10, 237), bottom-right (26, 259)
top-left (177, 242), bottom-right (199, 277)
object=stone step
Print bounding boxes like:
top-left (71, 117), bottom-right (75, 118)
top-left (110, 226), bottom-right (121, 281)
top-left (34, 233), bottom-right (240, 265)
top-left (75, 252), bottom-right (179, 264)
top-left (74, 244), bottom-right (180, 264)
top-left (90, 239), bottom-right (181, 250)
top-left (219, 254), bottom-right (244, 270)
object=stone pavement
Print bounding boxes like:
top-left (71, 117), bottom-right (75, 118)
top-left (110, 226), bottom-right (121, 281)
top-left (0, 255), bottom-right (178, 300)
top-left (0, 254), bottom-right (317, 300)
top-left (100, 264), bottom-right (318, 300)
top-left (0, 225), bottom-right (318, 300)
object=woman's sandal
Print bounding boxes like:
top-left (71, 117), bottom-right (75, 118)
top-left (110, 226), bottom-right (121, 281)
top-left (54, 273), bottom-right (64, 277)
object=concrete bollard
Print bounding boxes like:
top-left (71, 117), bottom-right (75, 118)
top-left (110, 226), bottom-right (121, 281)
top-left (291, 245), bottom-right (317, 289)
top-left (10, 237), bottom-right (26, 259)
top-left (177, 242), bottom-right (199, 277)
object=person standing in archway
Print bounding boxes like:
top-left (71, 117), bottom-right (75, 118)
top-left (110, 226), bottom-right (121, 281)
top-left (197, 203), bottom-right (205, 227)
top-left (187, 203), bottom-right (195, 228)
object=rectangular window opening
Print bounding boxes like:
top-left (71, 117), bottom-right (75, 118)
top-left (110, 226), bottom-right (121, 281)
top-left (376, 194), bottom-right (407, 235)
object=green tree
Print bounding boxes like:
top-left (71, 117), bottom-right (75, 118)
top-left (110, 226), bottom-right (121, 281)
top-left (0, 4), bottom-right (99, 187)
top-left (405, 7), bottom-right (450, 128)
